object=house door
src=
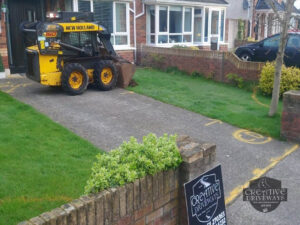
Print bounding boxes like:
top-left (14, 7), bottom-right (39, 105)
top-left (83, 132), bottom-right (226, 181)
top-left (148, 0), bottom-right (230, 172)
top-left (8, 0), bottom-right (44, 73)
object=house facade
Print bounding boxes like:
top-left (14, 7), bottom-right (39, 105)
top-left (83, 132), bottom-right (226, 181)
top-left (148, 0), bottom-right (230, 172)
top-left (225, 0), bottom-right (253, 50)
top-left (0, 0), bottom-right (229, 75)
top-left (252, 0), bottom-right (300, 41)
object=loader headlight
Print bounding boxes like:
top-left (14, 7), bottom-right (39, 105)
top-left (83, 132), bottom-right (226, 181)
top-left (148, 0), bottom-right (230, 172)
top-left (46, 12), bottom-right (61, 19)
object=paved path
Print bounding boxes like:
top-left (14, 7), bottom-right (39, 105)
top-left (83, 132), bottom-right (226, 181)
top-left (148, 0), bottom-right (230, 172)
top-left (1, 76), bottom-right (299, 224)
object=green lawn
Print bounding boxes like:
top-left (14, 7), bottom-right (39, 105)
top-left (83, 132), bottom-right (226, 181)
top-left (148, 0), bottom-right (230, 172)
top-left (0, 92), bottom-right (102, 225)
top-left (128, 68), bottom-right (282, 139)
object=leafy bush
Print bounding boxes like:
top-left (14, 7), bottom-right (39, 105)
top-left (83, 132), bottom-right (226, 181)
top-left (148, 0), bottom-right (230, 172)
top-left (84, 133), bottom-right (182, 194)
top-left (243, 81), bottom-right (258, 92)
top-left (0, 55), bottom-right (4, 72)
top-left (165, 67), bottom-right (180, 73)
top-left (191, 71), bottom-right (204, 78)
top-left (226, 73), bottom-right (244, 88)
top-left (247, 37), bottom-right (257, 42)
top-left (143, 53), bottom-right (166, 69)
top-left (171, 45), bottom-right (199, 50)
top-left (259, 62), bottom-right (300, 96)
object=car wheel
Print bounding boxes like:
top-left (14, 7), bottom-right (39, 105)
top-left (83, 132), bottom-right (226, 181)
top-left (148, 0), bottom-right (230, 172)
top-left (240, 53), bottom-right (252, 62)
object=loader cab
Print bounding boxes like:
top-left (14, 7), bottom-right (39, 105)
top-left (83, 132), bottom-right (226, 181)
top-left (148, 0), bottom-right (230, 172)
top-left (21, 11), bottom-right (134, 96)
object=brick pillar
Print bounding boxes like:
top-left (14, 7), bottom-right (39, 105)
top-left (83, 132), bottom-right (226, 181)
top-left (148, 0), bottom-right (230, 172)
top-left (0, 11), bottom-right (9, 70)
top-left (281, 90), bottom-right (300, 142)
top-left (176, 136), bottom-right (216, 225)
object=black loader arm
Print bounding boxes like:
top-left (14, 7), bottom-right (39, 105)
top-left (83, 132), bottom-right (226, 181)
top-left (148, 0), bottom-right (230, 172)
top-left (98, 31), bottom-right (117, 57)
top-left (20, 21), bottom-right (40, 47)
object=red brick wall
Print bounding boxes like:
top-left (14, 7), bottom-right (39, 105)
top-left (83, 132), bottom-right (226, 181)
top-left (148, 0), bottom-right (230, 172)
top-left (198, 46), bottom-right (210, 50)
top-left (136, 0), bottom-right (146, 45)
top-left (219, 44), bottom-right (228, 51)
top-left (139, 46), bottom-right (265, 82)
top-left (117, 50), bottom-right (134, 63)
top-left (0, 11), bottom-right (9, 69)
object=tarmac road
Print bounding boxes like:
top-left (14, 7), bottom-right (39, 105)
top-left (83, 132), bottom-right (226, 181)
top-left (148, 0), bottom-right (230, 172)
top-left (1, 76), bottom-right (299, 224)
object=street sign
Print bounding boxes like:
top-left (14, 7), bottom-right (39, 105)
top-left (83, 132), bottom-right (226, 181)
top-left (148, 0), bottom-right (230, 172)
top-left (184, 165), bottom-right (227, 225)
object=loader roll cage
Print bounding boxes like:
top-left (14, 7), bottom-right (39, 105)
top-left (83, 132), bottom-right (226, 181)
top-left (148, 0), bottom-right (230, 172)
top-left (20, 13), bottom-right (117, 60)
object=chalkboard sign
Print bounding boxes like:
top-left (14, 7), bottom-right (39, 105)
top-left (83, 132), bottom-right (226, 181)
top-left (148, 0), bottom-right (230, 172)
top-left (184, 165), bottom-right (227, 225)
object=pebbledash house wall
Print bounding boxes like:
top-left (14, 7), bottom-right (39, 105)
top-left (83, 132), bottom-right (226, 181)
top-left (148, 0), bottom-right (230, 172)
top-left (138, 45), bottom-right (265, 82)
top-left (18, 136), bottom-right (217, 225)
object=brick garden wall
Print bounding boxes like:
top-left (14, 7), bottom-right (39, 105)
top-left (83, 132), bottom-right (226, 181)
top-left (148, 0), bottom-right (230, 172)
top-left (281, 91), bottom-right (300, 142)
top-left (18, 136), bottom-right (216, 225)
top-left (138, 45), bottom-right (265, 82)
top-left (117, 50), bottom-right (134, 63)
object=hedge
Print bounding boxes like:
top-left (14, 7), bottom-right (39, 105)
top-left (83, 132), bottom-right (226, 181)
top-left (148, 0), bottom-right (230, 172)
top-left (259, 62), bottom-right (300, 96)
top-left (84, 133), bottom-right (182, 194)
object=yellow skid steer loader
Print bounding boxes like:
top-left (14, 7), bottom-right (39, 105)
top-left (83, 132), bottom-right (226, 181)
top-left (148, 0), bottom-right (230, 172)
top-left (21, 12), bottom-right (135, 95)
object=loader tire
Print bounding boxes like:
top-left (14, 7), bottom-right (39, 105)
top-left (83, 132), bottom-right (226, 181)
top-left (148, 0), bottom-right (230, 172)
top-left (93, 61), bottom-right (118, 91)
top-left (61, 63), bottom-right (89, 95)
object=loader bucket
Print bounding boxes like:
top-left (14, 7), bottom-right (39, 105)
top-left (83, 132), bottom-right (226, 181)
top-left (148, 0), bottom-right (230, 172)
top-left (116, 61), bottom-right (136, 88)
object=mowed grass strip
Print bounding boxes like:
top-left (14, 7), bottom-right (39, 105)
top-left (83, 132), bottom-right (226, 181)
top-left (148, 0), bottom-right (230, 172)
top-left (128, 68), bottom-right (282, 139)
top-left (0, 91), bottom-right (102, 225)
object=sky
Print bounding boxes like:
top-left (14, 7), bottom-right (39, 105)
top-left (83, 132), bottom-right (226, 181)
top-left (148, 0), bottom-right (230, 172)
top-left (295, 0), bottom-right (300, 9)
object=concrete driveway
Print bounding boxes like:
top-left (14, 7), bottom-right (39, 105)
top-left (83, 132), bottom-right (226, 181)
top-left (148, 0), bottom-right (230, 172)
top-left (1, 76), bottom-right (299, 224)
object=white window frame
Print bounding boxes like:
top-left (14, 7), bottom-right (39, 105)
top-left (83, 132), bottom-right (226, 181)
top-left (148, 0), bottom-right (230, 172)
top-left (112, 2), bottom-right (130, 49)
top-left (146, 4), bottom-right (226, 47)
top-left (182, 7), bottom-right (193, 43)
top-left (193, 7), bottom-right (204, 44)
top-left (73, 0), bottom-right (130, 49)
top-left (146, 5), bottom-right (156, 44)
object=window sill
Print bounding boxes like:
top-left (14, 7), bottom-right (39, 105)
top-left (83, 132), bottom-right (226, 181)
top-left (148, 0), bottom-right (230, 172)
top-left (145, 42), bottom-right (229, 48)
top-left (114, 46), bottom-right (136, 51)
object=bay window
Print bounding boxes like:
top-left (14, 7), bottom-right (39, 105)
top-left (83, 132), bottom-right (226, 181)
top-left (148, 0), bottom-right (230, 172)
top-left (211, 11), bottom-right (219, 35)
top-left (75, 0), bottom-right (130, 48)
top-left (158, 6), bottom-right (168, 43)
top-left (194, 8), bottom-right (202, 43)
top-left (204, 8), bottom-right (209, 42)
top-left (146, 6), bottom-right (156, 44)
top-left (169, 6), bottom-right (182, 43)
top-left (147, 5), bottom-right (225, 47)
top-left (220, 10), bottom-right (225, 42)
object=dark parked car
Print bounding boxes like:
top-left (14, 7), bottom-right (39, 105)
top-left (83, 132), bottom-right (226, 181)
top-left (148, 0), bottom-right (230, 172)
top-left (235, 33), bottom-right (300, 67)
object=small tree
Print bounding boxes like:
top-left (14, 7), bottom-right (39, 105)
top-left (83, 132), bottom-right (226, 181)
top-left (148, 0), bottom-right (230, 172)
top-left (267, 0), bottom-right (296, 116)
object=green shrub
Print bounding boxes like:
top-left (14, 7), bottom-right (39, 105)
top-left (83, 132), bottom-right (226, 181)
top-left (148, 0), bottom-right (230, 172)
top-left (150, 53), bottom-right (165, 68)
top-left (226, 73), bottom-right (244, 88)
top-left (259, 62), bottom-right (300, 96)
top-left (165, 67), bottom-right (180, 73)
top-left (191, 71), bottom-right (204, 78)
top-left (84, 133), bottom-right (182, 194)
top-left (0, 55), bottom-right (4, 72)
top-left (171, 45), bottom-right (199, 50)
top-left (243, 81), bottom-right (258, 92)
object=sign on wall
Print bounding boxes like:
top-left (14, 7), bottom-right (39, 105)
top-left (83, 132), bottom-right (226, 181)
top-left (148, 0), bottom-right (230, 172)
top-left (184, 165), bottom-right (227, 225)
